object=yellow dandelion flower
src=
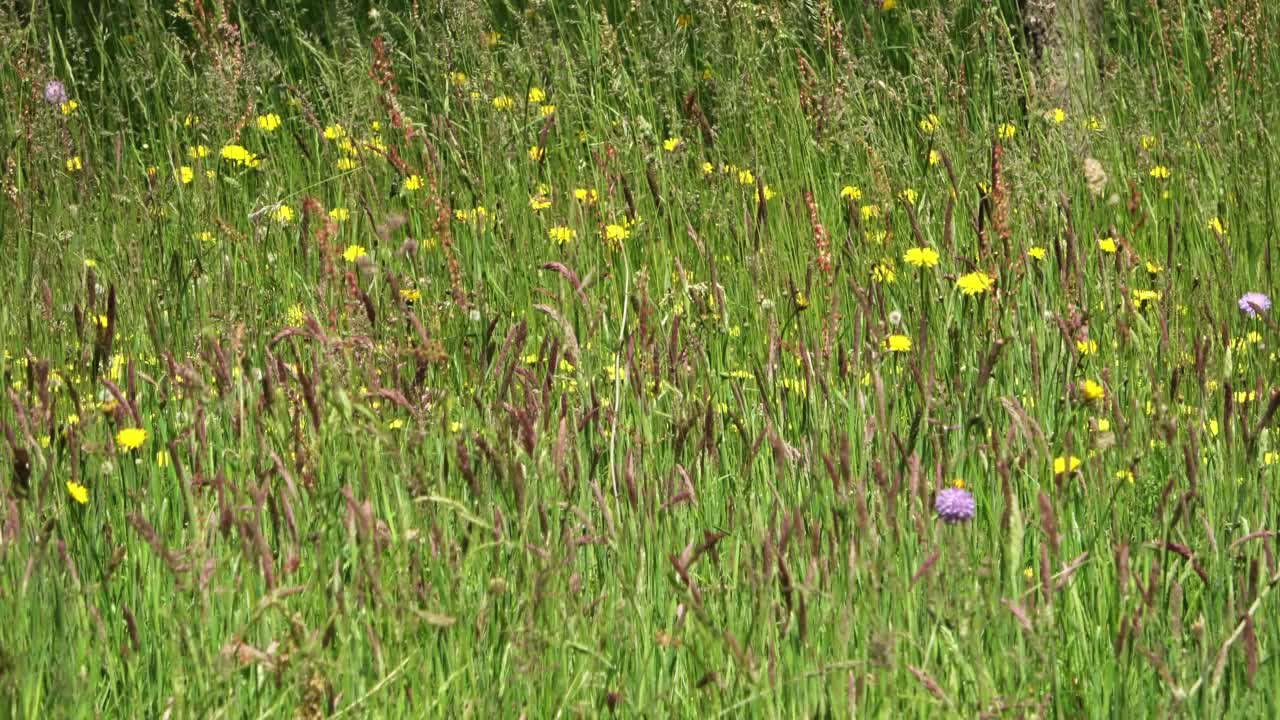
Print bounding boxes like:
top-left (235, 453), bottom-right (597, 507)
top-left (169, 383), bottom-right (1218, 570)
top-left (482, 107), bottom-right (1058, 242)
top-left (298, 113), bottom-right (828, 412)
top-left (997, 122), bottom-right (1017, 140)
top-left (329, 208), bottom-right (350, 221)
top-left (737, 169), bottom-right (755, 186)
top-left (492, 95), bottom-right (515, 111)
top-left (404, 174), bottom-right (424, 192)
top-left (1081, 379), bottom-right (1105, 402)
top-left (1028, 246), bottom-right (1047, 260)
top-left (528, 145), bottom-right (545, 161)
top-left (342, 245), bottom-right (367, 263)
top-left (840, 185), bottom-right (862, 201)
top-left (918, 113), bottom-right (940, 134)
top-left (1149, 165), bottom-right (1170, 179)
top-left (399, 288), bottom-right (421, 304)
top-left (272, 205), bottom-right (295, 225)
top-left (956, 272), bottom-right (994, 296)
top-left (116, 427), bottom-right (147, 451)
top-left (323, 123), bottom-right (346, 140)
top-left (663, 137), bottom-right (682, 152)
top-left (528, 87), bottom-right (546, 104)
top-left (187, 145), bottom-right (209, 159)
top-left (66, 156), bottom-right (83, 173)
top-left (903, 247), bottom-right (939, 268)
top-left (1098, 237), bottom-right (1118, 253)
top-left (549, 226), bottom-right (576, 245)
top-left (257, 113), bottom-right (282, 132)
top-left (884, 335), bottom-right (912, 353)
top-left (574, 188), bottom-right (599, 204)
top-left (66, 481), bottom-right (89, 504)
top-left (1054, 455), bottom-right (1082, 475)
top-left (179, 166), bottom-right (194, 184)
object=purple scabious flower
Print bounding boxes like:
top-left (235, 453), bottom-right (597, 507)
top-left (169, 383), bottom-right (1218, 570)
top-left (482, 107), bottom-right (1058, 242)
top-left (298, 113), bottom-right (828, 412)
top-left (1238, 292), bottom-right (1272, 317)
top-left (43, 80), bottom-right (68, 107)
top-left (935, 488), bottom-right (976, 524)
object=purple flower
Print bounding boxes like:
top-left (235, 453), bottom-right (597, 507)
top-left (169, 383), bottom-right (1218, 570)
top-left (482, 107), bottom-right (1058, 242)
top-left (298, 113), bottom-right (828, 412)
top-left (43, 80), bottom-right (68, 107)
top-left (1238, 292), bottom-right (1272, 317)
top-left (935, 488), bottom-right (976, 524)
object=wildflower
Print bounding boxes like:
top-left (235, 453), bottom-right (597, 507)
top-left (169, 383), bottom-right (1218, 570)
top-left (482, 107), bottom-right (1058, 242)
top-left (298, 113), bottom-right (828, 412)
top-left (1115, 469), bottom-right (1135, 484)
top-left (179, 166), bottom-right (194, 184)
top-left (881, 0), bottom-right (897, 9)
top-left (1095, 418), bottom-right (1112, 432)
top-left (257, 113), bottom-right (282, 132)
top-left (737, 169), bottom-right (755, 186)
top-left (860, 204), bottom-right (880, 221)
top-left (286, 304), bottom-right (306, 326)
top-left (763, 185), bottom-right (776, 200)
top-left (997, 122), bottom-right (1017, 140)
top-left (540, 104), bottom-right (556, 117)
top-left (449, 71), bottom-right (468, 86)
top-left (903, 247), bottom-right (939, 268)
top-left (701, 162), bottom-right (714, 175)
top-left (1145, 261), bottom-right (1163, 275)
top-left (899, 188), bottom-right (917, 205)
top-left (1208, 217), bottom-right (1227, 236)
top-left (187, 145), bottom-right (209, 159)
top-left (1140, 135), bottom-right (1157, 150)
top-left (956, 272), bottom-right (994, 296)
top-left (220, 144), bottom-right (260, 168)
top-left (1054, 455), bottom-right (1082, 475)
top-left (194, 231), bottom-right (215, 243)
top-left (1149, 165), bottom-right (1170, 179)
top-left (61, 100), bottom-right (79, 116)
top-left (1087, 116), bottom-right (1105, 132)
top-left (528, 87), bottom-right (546, 104)
top-left (272, 205), bottom-right (295, 225)
top-left (1132, 289), bottom-right (1161, 309)
top-left (337, 158), bottom-right (358, 171)
top-left (1076, 339), bottom-right (1098, 355)
top-left (183, 113), bottom-right (199, 127)
top-left (44, 80), bottom-right (68, 106)
top-left (1238, 292), bottom-right (1272, 317)
top-left (403, 174), bottom-right (424, 192)
top-left (676, 14), bottom-right (693, 28)
top-left (1265, 452), bottom-right (1280, 467)
top-left (1048, 107), bottom-right (1066, 124)
top-left (399, 288), bottom-right (420, 304)
top-left (484, 31), bottom-right (502, 47)
top-left (116, 427), bottom-right (147, 451)
top-left (840, 185), bottom-right (862, 201)
top-left (549, 226), bottom-right (576, 245)
top-left (1028, 246), bottom-right (1047, 261)
top-left (884, 335), bottom-right (912, 353)
top-left (342, 245), bottom-right (367, 263)
top-left (928, 150), bottom-right (941, 166)
top-left (935, 488), bottom-right (976, 523)
top-left (918, 114), bottom-right (940, 134)
top-left (1097, 237), bottom-right (1118, 253)
top-left (528, 145), bottom-right (545, 162)
top-left (323, 124), bottom-right (346, 140)
top-left (604, 223), bottom-right (630, 248)
top-left (871, 261), bottom-right (896, 284)
top-left (65, 156), bottom-right (82, 173)
top-left (66, 481), bottom-right (89, 504)
top-left (574, 188), bottom-right (599, 204)
top-left (492, 95), bottom-right (515, 111)
top-left (1081, 379), bottom-right (1105, 402)
top-left (662, 137), bottom-right (682, 152)
top-left (528, 195), bottom-right (551, 211)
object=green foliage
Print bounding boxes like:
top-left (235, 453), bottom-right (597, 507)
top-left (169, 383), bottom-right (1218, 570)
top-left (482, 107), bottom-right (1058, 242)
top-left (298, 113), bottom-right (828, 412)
top-left (2, 0), bottom-right (1280, 716)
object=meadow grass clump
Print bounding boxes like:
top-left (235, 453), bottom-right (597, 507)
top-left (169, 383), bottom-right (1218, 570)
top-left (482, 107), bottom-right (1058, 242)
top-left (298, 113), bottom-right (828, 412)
top-left (2, 0), bottom-right (1280, 716)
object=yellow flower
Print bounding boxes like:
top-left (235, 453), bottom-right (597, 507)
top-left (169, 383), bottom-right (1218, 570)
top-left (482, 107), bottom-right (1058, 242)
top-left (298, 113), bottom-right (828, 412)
top-left (663, 137), bottom-right (682, 152)
top-left (880, 0), bottom-right (897, 9)
top-left (1087, 116), bottom-right (1105, 132)
top-left (65, 156), bottom-right (83, 173)
top-left (329, 208), bottom-right (350, 222)
top-left (272, 205), bottom-right (295, 225)
top-left (701, 161), bottom-right (714, 175)
top-left (61, 100), bottom-right (79, 116)
top-left (840, 185), bottom-right (862, 201)
top-left (528, 145), bottom-right (545, 161)
top-left (388, 419), bottom-right (405, 430)
top-left (156, 449), bottom-right (170, 468)
top-left (899, 188), bottom-right (917, 205)
top-left (997, 122), bottom-right (1017, 140)
top-left (1145, 261), bottom-right (1163, 274)
top-left (1208, 217), bottom-right (1227, 236)
top-left (1208, 419), bottom-right (1220, 437)
top-left (323, 124), bottom-right (346, 140)
top-left (194, 231), bottom-right (215, 243)
top-left (884, 335), bottom-right (911, 353)
top-left (492, 95), bottom-right (515, 111)
top-left (1115, 469), bottom-right (1135, 484)
top-left (337, 158), bottom-right (358, 171)
top-left (528, 195), bottom-right (551, 211)
top-left (179, 166), bottom-right (194, 184)
top-left (1132, 289), bottom-right (1160, 309)
top-left (918, 114), bottom-right (939, 134)
top-left (1054, 455), bottom-right (1082, 475)
top-left (574, 188), bottom-right (599, 204)
top-left (286, 304), bottom-right (306, 326)
top-left (540, 104), bottom-right (557, 117)
top-left (871, 261), bottom-right (896, 284)
top-left (187, 145), bottom-right (209, 159)
top-left (1081, 379), bottom-right (1105, 402)
top-left (1098, 237), bottom-right (1118, 253)
top-left (1028, 246), bottom-right (1047, 261)
top-left (342, 245), bottom-right (368, 263)
top-left (737, 169), bottom-right (755, 186)
top-left (903, 247), bottom-right (939, 268)
top-left (449, 71), bottom-right (469, 86)
top-left (484, 31), bottom-right (502, 47)
top-left (1149, 165), bottom-right (1170, 179)
top-left (928, 150), bottom-right (941, 166)
top-left (1096, 418), bottom-right (1111, 432)
top-left (763, 185), bottom-right (776, 201)
top-left (1048, 107), bottom-right (1066, 124)
top-left (399, 288), bottom-right (421, 304)
top-left (956, 272), bottom-right (994, 296)
top-left (450, 421), bottom-right (464, 433)
top-left (1076, 339), bottom-right (1098, 355)
top-left (528, 87), bottom-right (546, 103)
top-left (182, 112), bottom-right (198, 127)
top-left (257, 113), bottom-right (282, 132)
top-left (1140, 134), bottom-right (1157, 150)
top-left (549, 226), bottom-right (576, 245)
top-left (116, 427), bottom-right (147, 451)
top-left (220, 144), bottom-right (260, 168)
top-left (404, 174), bottom-right (424, 192)
top-left (860, 204), bottom-right (880, 221)
top-left (604, 223), bottom-right (630, 248)
top-left (1264, 452), bottom-right (1280, 467)
top-left (66, 481), bottom-right (89, 504)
